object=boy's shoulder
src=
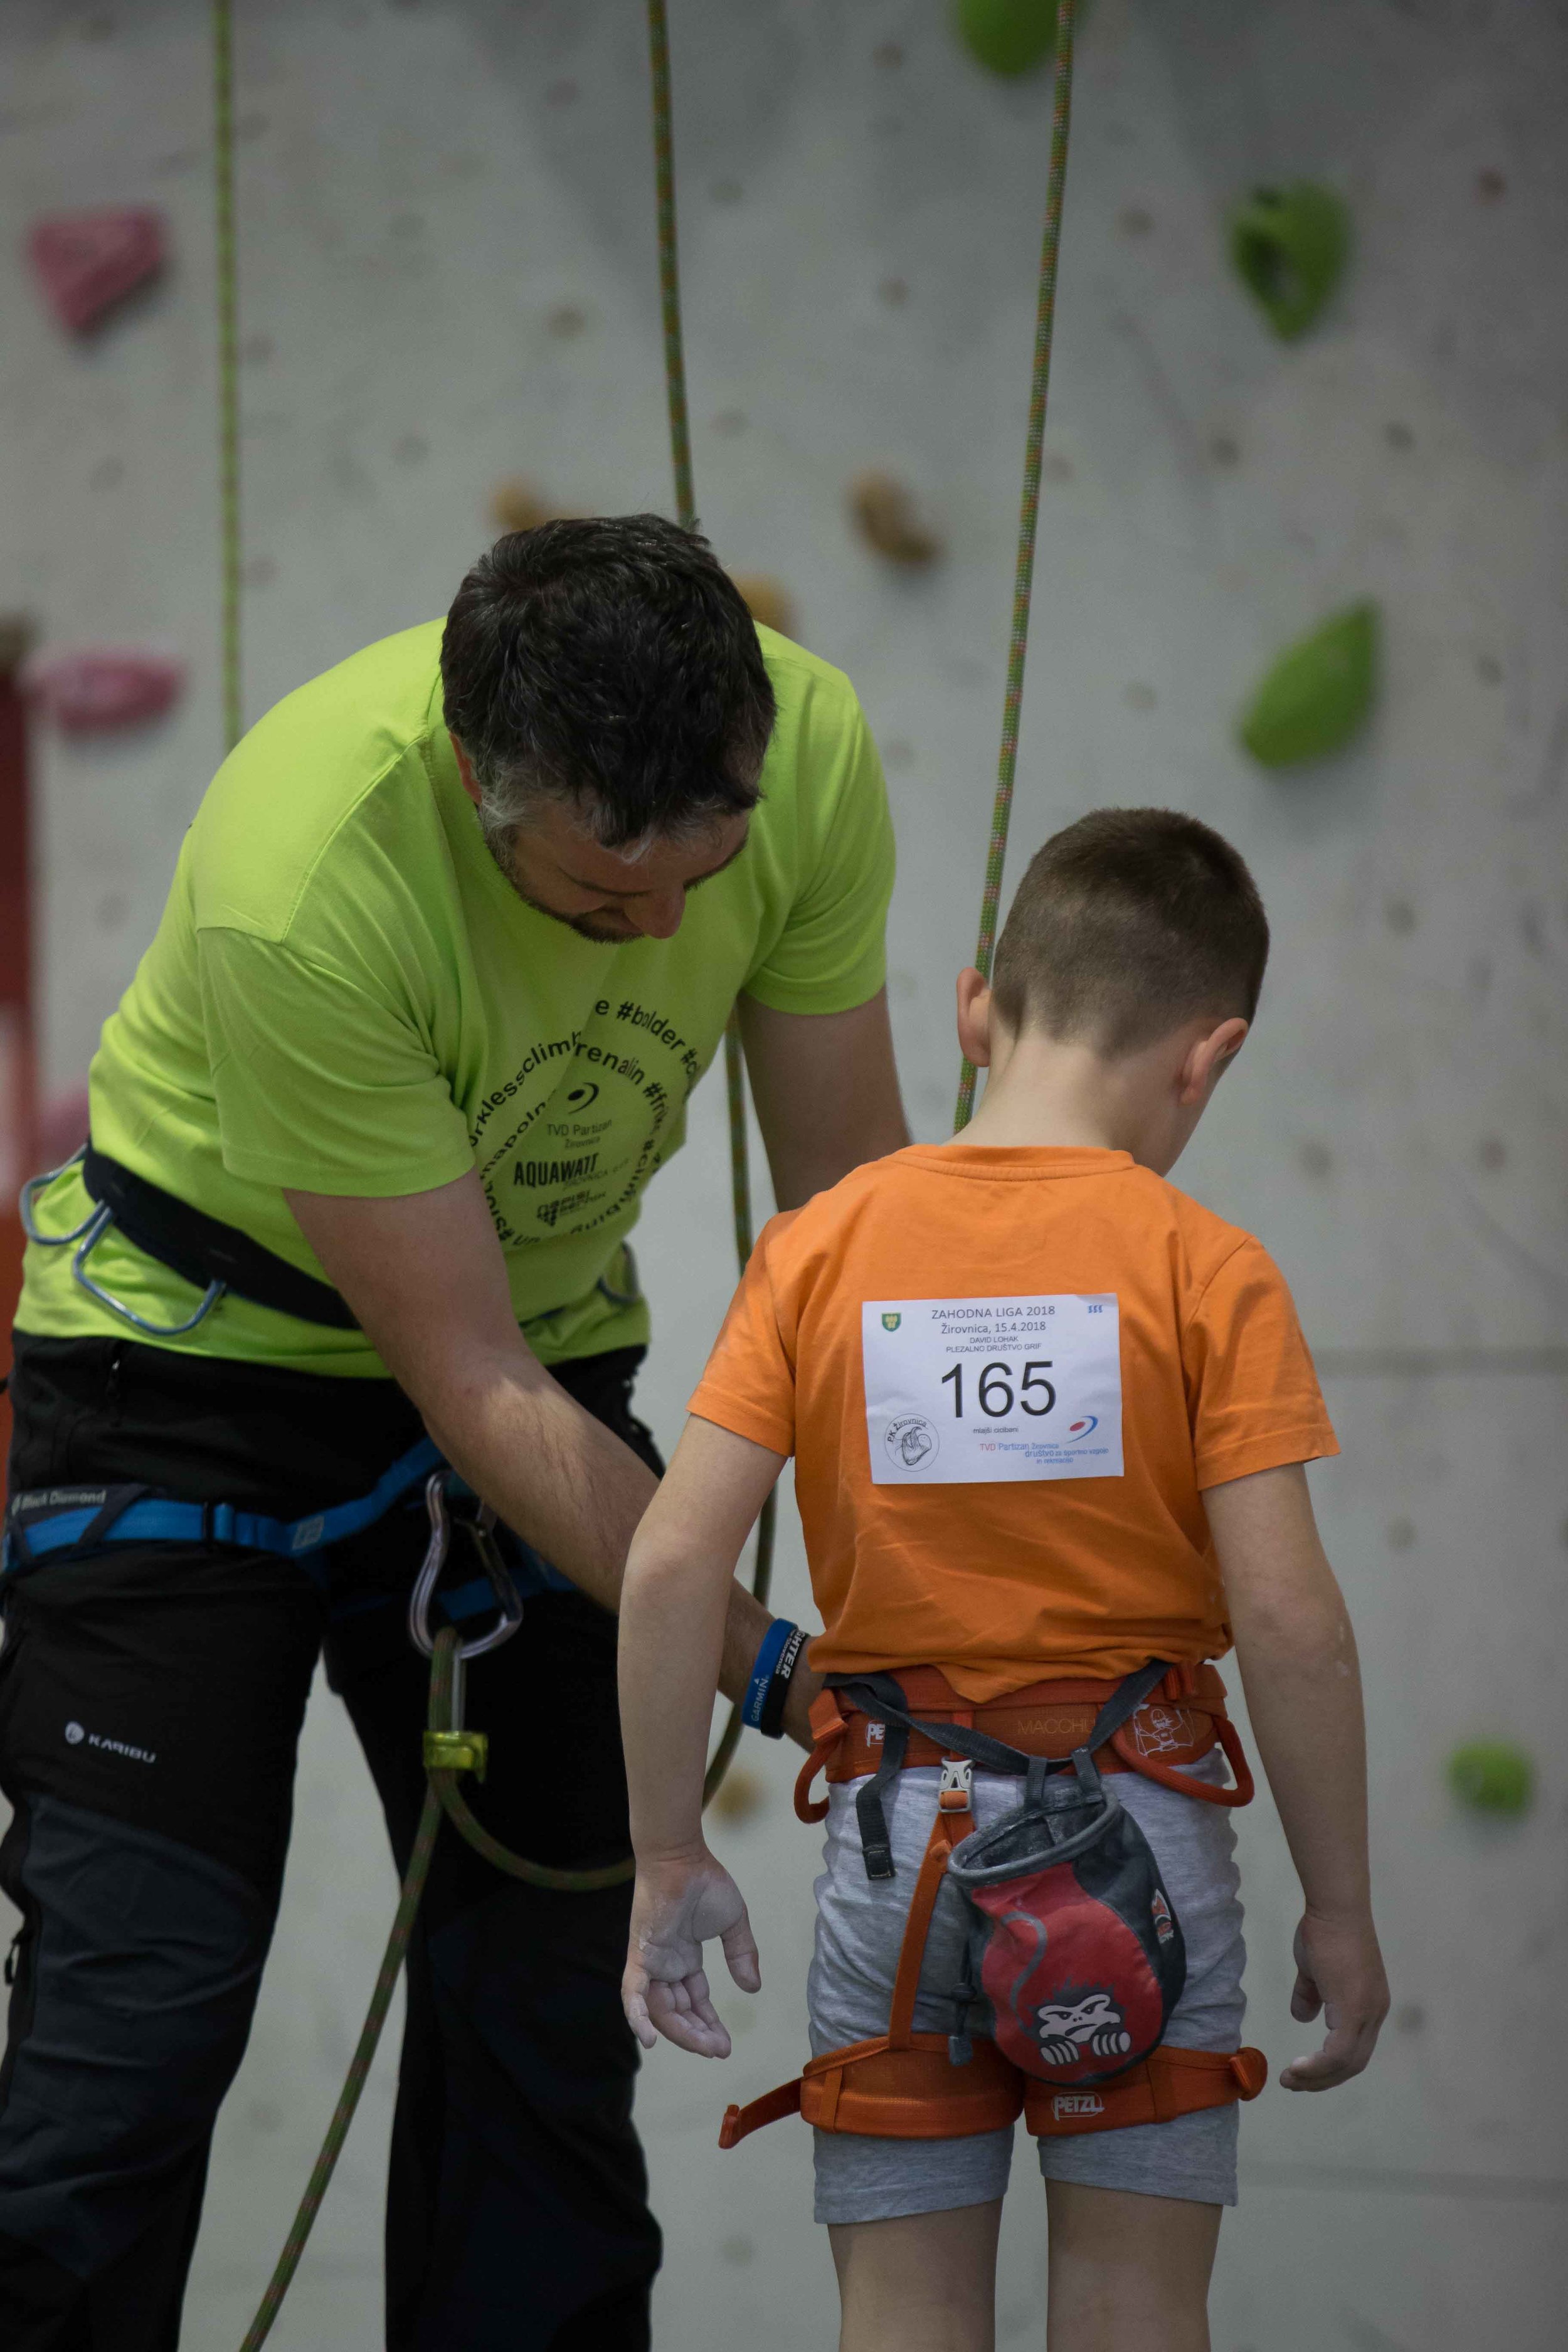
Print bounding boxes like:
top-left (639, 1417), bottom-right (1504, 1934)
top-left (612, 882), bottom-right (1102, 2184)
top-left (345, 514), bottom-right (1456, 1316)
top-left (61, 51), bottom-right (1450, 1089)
top-left (755, 1145), bottom-right (928, 1254)
top-left (1132, 1164), bottom-right (1271, 1275)
top-left (756, 1148), bottom-right (1283, 1308)
top-left (1126, 1166), bottom-right (1295, 1320)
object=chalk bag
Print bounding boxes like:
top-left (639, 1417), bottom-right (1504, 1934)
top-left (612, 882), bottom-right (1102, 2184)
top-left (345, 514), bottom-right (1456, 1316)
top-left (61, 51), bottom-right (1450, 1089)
top-left (943, 1747), bottom-right (1186, 2087)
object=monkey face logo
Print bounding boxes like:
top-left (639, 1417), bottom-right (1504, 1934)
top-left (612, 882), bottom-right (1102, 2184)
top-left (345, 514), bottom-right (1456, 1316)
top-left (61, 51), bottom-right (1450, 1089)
top-left (1035, 1989), bottom-right (1131, 2068)
top-left (883, 1414), bottom-right (938, 1471)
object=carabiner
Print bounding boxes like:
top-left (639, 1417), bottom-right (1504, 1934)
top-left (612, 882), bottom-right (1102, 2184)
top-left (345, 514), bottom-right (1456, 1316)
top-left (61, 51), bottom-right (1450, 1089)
top-left (70, 1204), bottom-right (226, 1338)
top-left (19, 1147), bottom-right (96, 1245)
top-left (407, 1473), bottom-right (525, 1670)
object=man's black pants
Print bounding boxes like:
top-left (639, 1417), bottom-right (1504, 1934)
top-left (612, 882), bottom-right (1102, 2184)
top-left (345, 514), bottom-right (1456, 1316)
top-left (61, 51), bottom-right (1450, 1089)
top-left (0, 1333), bottom-right (663, 2351)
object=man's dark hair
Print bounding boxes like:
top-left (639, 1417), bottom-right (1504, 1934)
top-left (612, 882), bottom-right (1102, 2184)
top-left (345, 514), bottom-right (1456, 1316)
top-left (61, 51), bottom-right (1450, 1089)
top-left (990, 808), bottom-right (1269, 1056)
top-left (440, 514), bottom-right (776, 849)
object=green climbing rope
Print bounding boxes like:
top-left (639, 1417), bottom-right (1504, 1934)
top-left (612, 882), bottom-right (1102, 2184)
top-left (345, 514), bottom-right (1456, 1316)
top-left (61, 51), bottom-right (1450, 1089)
top-left (645, 0), bottom-right (696, 532)
top-left (645, 0), bottom-right (777, 1772)
top-left (954, 0), bottom-right (1079, 1130)
top-left (237, 1627), bottom-right (640, 2351)
top-left (425, 1630), bottom-right (634, 1891)
top-left (235, 18), bottom-right (783, 2338)
top-left (213, 0), bottom-right (242, 756)
top-left (238, 1768), bottom-right (443, 2350)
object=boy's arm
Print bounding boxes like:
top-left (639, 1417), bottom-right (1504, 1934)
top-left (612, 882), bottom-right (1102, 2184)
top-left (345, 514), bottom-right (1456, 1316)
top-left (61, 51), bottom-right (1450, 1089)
top-left (618, 1413), bottom-right (788, 2057)
top-left (1204, 1461), bottom-right (1390, 2091)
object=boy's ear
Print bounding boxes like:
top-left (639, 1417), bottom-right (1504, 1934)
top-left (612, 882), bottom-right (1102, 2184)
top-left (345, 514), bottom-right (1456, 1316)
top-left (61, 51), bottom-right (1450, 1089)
top-left (1179, 1017), bottom-right (1249, 1105)
top-left (955, 967), bottom-right (994, 1068)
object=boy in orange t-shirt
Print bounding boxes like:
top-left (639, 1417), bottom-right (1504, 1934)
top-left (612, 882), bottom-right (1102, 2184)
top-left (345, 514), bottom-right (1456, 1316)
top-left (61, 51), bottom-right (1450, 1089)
top-left (617, 809), bottom-right (1388, 2350)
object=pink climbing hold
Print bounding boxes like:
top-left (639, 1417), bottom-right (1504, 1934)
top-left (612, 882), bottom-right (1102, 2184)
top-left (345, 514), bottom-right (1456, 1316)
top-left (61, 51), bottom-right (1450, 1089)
top-left (25, 650), bottom-right (185, 734)
top-left (28, 208), bottom-right (166, 335)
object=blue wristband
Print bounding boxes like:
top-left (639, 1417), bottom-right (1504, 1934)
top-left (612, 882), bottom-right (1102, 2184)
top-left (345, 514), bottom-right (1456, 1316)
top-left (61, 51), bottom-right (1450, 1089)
top-left (743, 1618), bottom-right (800, 1730)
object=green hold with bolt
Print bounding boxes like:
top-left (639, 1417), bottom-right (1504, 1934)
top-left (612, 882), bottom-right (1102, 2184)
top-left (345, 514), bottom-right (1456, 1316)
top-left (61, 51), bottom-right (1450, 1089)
top-left (1230, 183), bottom-right (1351, 341)
top-left (955, 0), bottom-right (1062, 78)
top-left (1239, 601), bottom-right (1380, 770)
top-left (1446, 1742), bottom-right (1535, 1818)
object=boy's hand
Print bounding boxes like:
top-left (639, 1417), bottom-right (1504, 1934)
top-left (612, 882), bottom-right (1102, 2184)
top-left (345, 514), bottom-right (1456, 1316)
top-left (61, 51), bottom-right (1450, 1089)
top-left (1281, 1909), bottom-right (1390, 2090)
top-left (622, 1850), bottom-right (761, 2058)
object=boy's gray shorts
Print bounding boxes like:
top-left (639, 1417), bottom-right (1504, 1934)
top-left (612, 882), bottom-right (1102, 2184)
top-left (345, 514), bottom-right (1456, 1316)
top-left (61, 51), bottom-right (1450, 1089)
top-left (808, 1751), bottom-right (1246, 2226)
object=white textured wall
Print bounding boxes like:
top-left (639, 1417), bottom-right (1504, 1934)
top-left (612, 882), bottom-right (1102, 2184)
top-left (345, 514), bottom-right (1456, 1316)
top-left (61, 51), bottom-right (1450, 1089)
top-left (3, 3), bottom-right (1566, 2346)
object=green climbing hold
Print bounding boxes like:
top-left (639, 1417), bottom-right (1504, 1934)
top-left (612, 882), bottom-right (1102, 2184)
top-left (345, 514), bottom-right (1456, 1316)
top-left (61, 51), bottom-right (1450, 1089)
top-left (956, 0), bottom-right (1059, 78)
top-left (1229, 183), bottom-right (1350, 341)
top-left (1239, 601), bottom-right (1379, 770)
top-left (1446, 1742), bottom-right (1535, 1818)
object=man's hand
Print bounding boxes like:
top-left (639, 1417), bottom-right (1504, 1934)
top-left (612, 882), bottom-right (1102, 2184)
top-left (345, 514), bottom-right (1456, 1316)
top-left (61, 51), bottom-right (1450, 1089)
top-left (622, 1851), bottom-right (760, 2058)
top-left (1280, 1909), bottom-right (1390, 2091)
top-left (283, 1174), bottom-right (784, 1705)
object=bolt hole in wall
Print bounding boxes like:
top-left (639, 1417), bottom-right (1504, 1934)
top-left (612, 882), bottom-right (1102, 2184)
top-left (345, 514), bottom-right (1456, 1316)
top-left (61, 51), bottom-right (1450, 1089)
top-left (1, 2), bottom-right (1565, 2348)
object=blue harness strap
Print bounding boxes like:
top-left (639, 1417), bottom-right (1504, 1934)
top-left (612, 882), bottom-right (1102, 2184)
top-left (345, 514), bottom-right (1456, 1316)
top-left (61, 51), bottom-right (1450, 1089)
top-left (2, 1438), bottom-right (580, 1613)
top-left (3, 1434), bottom-right (444, 1582)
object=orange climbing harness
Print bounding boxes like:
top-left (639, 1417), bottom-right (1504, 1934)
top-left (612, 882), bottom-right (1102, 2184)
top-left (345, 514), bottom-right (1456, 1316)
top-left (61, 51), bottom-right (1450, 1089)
top-left (720, 1663), bottom-right (1266, 2151)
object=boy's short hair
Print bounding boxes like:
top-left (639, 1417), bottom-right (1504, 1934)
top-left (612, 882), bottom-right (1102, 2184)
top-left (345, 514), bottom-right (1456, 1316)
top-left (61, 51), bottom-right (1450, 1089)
top-left (990, 808), bottom-right (1269, 1056)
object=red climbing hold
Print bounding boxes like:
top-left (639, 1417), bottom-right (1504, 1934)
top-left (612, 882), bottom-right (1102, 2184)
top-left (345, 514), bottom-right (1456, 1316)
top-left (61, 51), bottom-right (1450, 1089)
top-left (37, 1085), bottom-right (91, 1170)
top-left (27, 208), bottom-right (167, 335)
top-left (25, 651), bottom-right (184, 734)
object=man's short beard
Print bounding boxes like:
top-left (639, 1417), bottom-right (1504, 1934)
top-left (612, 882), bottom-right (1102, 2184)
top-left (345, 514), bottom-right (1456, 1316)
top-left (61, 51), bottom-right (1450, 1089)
top-left (480, 818), bottom-right (628, 944)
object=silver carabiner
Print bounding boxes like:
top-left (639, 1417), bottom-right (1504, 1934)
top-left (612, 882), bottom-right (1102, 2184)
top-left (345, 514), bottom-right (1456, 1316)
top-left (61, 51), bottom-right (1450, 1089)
top-left (407, 1473), bottom-right (525, 1726)
top-left (22, 1148), bottom-right (227, 1337)
top-left (19, 1147), bottom-right (96, 1245)
top-left (71, 1204), bottom-right (226, 1338)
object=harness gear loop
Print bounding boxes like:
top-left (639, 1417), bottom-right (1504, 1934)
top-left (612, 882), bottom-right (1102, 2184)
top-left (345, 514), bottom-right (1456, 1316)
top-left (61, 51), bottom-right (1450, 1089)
top-left (1111, 1712), bottom-right (1256, 1808)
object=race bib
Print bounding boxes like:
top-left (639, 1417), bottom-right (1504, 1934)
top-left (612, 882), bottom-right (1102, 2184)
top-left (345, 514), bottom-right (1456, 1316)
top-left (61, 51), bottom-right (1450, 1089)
top-left (862, 1295), bottom-right (1123, 1485)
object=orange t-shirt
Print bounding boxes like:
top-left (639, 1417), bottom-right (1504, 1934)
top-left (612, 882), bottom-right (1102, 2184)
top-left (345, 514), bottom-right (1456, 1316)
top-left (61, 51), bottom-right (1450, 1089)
top-left (688, 1144), bottom-right (1337, 1698)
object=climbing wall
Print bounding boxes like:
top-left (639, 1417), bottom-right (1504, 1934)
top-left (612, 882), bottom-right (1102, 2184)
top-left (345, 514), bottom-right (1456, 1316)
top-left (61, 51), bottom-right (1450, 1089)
top-left (1, 3), bottom-right (1565, 2347)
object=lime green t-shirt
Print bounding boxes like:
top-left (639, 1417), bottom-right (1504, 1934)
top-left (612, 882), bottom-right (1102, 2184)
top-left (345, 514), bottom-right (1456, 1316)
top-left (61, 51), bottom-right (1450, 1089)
top-left (19, 620), bottom-right (894, 1377)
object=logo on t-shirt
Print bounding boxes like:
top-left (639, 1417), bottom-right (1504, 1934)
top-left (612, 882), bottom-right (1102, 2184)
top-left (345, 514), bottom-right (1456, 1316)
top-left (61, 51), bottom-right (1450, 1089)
top-left (881, 1312), bottom-right (901, 1331)
top-left (883, 1414), bottom-right (939, 1472)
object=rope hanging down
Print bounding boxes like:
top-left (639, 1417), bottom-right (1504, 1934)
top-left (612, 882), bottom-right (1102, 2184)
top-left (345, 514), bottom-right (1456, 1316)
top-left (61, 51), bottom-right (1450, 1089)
top-left (238, 1634), bottom-right (478, 2351)
top-left (233, 17), bottom-right (778, 2340)
top-left (954, 0), bottom-right (1079, 1130)
top-left (646, 0), bottom-right (777, 1808)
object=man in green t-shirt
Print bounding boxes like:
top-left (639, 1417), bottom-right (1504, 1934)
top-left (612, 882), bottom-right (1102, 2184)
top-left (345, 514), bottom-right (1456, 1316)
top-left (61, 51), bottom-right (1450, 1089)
top-left (0, 518), bottom-right (907, 2349)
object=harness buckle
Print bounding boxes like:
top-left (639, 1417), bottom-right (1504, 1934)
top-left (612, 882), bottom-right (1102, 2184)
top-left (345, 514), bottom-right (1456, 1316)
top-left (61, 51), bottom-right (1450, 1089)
top-left (938, 1757), bottom-right (973, 1814)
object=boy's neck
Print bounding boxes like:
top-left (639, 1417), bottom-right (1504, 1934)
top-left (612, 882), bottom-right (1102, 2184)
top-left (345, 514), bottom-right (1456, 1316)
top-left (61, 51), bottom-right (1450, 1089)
top-left (954, 1025), bottom-right (1189, 1171)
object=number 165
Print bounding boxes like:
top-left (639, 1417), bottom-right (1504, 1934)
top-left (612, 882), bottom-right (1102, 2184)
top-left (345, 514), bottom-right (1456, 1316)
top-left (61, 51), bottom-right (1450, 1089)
top-left (939, 1360), bottom-right (1056, 1419)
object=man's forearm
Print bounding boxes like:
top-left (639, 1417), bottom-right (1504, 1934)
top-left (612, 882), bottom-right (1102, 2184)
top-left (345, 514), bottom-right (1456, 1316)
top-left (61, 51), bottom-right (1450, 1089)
top-left (420, 1353), bottom-right (781, 1713)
